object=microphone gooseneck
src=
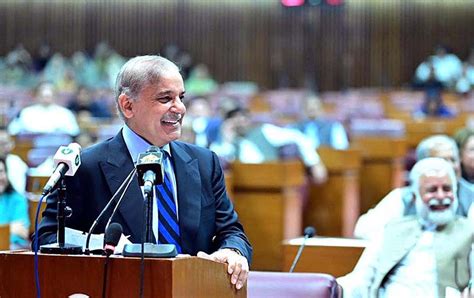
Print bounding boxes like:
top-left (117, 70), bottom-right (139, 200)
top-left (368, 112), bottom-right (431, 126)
top-left (289, 226), bottom-right (316, 273)
top-left (84, 167), bottom-right (136, 255)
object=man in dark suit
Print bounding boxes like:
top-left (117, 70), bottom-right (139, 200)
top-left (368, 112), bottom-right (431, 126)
top-left (36, 55), bottom-right (252, 290)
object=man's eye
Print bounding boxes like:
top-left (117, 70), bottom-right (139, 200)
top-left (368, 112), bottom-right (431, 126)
top-left (443, 186), bottom-right (452, 192)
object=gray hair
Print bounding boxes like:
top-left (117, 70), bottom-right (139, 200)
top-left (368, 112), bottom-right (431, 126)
top-left (415, 134), bottom-right (459, 162)
top-left (409, 157), bottom-right (458, 199)
top-left (114, 55), bottom-right (180, 119)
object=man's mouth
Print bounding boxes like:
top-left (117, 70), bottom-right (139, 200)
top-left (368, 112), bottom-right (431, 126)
top-left (428, 198), bottom-right (452, 211)
top-left (162, 114), bottom-right (182, 125)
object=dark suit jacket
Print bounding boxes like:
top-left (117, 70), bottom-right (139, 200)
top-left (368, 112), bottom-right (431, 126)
top-left (36, 131), bottom-right (252, 262)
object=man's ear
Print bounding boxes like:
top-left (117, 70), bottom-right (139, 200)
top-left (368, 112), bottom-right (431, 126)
top-left (118, 94), bottom-right (134, 119)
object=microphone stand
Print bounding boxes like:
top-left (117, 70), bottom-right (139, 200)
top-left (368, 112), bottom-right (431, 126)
top-left (40, 179), bottom-right (82, 254)
top-left (146, 190), bottom-right (153, 243)
top-left (123, 187), bottom-right (177, 258)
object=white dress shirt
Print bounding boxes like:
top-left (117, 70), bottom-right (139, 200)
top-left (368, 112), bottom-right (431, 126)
top-left (380, 229), bottom-right (438, 297)
top-left (8, 104), bottom-right (80, 136)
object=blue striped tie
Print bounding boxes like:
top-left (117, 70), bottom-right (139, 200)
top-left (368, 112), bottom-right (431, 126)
top-left (156, 158), bottom-right (182, 253)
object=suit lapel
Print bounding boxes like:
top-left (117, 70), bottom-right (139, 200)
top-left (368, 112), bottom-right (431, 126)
top-left (170, 142), bottom-right (201, 253)
top-left (99, 132), bottom-right (145, 241)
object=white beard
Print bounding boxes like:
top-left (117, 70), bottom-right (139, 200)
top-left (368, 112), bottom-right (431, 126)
top-left (415, 197), bottom-right (458, 227)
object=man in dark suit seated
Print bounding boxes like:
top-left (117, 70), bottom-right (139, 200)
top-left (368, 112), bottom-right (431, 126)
top-left (36, 55), bottom-right (252, 290)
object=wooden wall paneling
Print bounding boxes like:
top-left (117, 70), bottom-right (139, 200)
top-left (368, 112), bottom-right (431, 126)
top-left (2, 1), bottom-right (474, 93)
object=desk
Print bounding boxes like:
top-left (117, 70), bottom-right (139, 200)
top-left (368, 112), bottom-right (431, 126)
top-left (231, 161), bottom-right (306, 271)
top-left (305, 147), bottom-right (361, 237)
top-left (282, 237), bottom-right (367, 277)
top-left (351, 137), bottom-right (407, 214)
top-left (404, 116), bottom-right (467, 149)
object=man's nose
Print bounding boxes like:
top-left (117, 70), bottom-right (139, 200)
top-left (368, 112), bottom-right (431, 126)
top-left (435, 187), bottom-right (447, 198)
top-left (171, 98), bottom-right (186, 113)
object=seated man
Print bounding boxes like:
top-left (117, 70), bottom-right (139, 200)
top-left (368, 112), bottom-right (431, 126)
top-left (8, 81), bottom-right (80, 136)
top-left (354, 134), bottom-right (473, 240)
top-left (290, 94), bottom-right (349, 150)
top-left (210, 107), bottom-right (327, 184)
top-left (339, 157), bottom-right (473, 297)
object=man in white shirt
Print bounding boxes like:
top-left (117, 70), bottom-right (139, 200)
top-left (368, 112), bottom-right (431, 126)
top-left (339, 158), bottom-right (473, 297)
top-left (8, 82), bottom-right (80, 136)
top-left (354, 135), bottom-right (473, 240)
top-left (290, 95), bottom-right (349, 150)
top-left (210, 107), bottom-right (327, 184)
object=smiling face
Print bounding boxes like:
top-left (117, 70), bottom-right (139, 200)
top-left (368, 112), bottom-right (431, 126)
top-left (119, 69), bottom-right (186, 147)
top-left (419, 172), bottom-right (454, 210)
top-left (415, 171), bottom-right (457, 226)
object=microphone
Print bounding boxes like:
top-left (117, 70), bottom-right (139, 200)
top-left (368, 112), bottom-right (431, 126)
top-left (102, 223), bottom-right (123, 298)
top-left (136, 146), bottom-right (164, 196)
top-left (289, 226), bottom-right (316, 273)
top-left (42, 143), bottom-right (82, 196)
top-left (104, 223), bottom-right (123, 256)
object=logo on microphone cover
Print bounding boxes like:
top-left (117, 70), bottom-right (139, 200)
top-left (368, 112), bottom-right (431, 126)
top-left (61, 147), bottom-right (74, 155)
top-left (140, 153), bottom-right (160, 164)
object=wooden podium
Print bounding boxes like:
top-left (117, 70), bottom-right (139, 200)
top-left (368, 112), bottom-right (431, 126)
top-left (231, 161), bottom-right (306, 271)
top-left (0, 252), bottom-right (244, 297)
top-left (305, 147), bottom-right (361, 237)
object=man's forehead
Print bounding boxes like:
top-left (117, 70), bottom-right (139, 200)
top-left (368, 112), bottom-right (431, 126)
top-left (420, 171), bottom-right (452, 184)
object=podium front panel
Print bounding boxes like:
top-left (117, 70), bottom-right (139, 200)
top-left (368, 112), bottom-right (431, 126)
top-left (0, 252), bottom-right (245, 298)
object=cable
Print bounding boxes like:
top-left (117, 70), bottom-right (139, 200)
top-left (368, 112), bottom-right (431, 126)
top-left (33, 193), bottom-right (48, 298)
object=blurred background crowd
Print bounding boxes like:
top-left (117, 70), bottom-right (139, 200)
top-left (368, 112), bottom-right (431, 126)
top-left (0, 2), bottom-right (473, 284)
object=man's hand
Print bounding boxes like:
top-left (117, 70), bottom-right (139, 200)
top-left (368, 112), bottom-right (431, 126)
top-left (309, 163), bottom-right (328, 185)
top-left (197, 249), bottom-right (249, 290)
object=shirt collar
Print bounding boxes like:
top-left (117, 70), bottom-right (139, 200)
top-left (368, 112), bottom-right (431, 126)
top-left (122, 124), bottom-right (171, 163)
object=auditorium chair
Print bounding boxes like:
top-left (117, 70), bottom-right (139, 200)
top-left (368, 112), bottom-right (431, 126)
top-left (248, 271), bottom-right (341, 298)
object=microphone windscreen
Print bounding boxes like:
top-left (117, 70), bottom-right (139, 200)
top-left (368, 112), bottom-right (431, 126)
top-left (105, 223), bottom-right (123, 246)
top-left (303, 226), bottom-right (316, 238)
top-left (147, 146), bottom-right (161, 153)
